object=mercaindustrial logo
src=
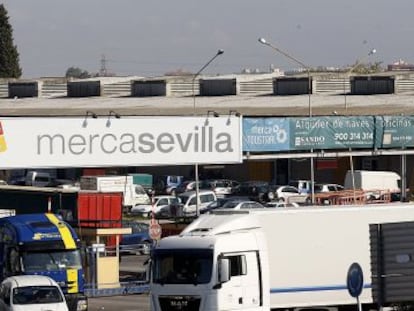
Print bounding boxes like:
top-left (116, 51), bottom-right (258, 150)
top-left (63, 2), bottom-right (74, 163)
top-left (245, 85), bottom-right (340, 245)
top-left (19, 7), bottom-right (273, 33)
top-left (0, 121), bottom-right (7, 152)
top-left (36, 125), bottom-right (234, 155)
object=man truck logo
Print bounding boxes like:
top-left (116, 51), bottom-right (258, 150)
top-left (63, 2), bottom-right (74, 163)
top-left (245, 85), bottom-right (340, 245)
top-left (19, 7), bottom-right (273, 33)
top-left (0, 122), bottom-right (7, 152)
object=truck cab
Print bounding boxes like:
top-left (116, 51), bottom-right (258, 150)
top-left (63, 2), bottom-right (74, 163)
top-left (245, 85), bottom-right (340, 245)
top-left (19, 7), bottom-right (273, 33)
top-left (0, 214), bottom-right (87, 311)
top-left (150, 212), bottom-right (269, 311)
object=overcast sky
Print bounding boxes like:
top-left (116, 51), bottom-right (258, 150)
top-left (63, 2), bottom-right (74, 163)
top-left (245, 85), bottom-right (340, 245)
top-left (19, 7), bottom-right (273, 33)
top-left (2, 0), bottom-right (413, 78)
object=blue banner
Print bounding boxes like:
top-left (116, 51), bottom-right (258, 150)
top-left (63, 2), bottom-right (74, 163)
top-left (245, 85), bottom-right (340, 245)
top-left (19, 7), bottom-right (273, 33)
top-left (243, 118), bottom-right (290, 152)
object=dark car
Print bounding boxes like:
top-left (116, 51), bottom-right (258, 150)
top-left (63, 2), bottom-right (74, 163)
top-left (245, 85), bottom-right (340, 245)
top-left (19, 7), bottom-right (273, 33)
top-left (236, 181), bottom-right (276, 203)
top-left (175, 180), bottom-right (212, 195)
top-left (120, 221), bottom-right (153, 255)
top-left (200, 197), bottom-right (239, 214)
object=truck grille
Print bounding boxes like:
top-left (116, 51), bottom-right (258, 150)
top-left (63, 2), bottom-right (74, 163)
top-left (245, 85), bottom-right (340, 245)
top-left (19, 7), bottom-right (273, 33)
top-left (159, 295), bottom-right (201, 311)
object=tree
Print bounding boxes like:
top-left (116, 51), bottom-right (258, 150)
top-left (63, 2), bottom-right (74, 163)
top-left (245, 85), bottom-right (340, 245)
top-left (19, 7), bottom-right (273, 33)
top-left (0, 4), bottom-right (22, 78)
top-left (65, 67), bottom-right (91, 79)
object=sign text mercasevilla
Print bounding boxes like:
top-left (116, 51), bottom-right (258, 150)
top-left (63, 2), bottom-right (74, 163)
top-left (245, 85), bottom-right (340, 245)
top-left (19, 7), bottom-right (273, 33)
top-left (37, 126), bottom-right (233, 155)
top-left (0, 117), bottom-right (242, 169)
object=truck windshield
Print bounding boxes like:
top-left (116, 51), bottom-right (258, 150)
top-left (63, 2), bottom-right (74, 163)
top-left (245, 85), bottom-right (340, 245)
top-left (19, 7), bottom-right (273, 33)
top-left (21, 250), bottom-right (82, 272)
top-left (153, 249), bottom-right (213, 285)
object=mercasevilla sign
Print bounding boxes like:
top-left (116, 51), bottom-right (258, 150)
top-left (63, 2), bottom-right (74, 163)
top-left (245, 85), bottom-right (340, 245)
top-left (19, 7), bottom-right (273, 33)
top-left (0, 116), bottom-right (242, 169)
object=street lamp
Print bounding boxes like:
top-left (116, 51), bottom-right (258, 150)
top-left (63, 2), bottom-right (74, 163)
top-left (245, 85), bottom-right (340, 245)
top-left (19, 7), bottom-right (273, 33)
top-left (344, 48), bottom-right (376, 111)
top-left (192, 49), bottom-right (224, 216)
top-left (192, 49), bottom-right (224, 114)
top-left (258, 37), bottom-right (315, 204)
top-left (258, 37), bottom-right (312, 117)
top-left (343, 48), bottom-right (376, 204)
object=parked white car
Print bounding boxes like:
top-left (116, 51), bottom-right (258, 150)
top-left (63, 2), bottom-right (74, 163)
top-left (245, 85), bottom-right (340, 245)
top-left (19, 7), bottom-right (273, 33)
top-left (207, 179), bottom-right (240, 196)
top-left (273, 185), bottom-right (308, 204)
top-left (130, 195), bottom-right (180, 217)
top-left (175, 190), bottom-right (217, 216)
top-left (314, 183), bottom-right (345, 193)
top-left (0, 275), bottom-right (68, 311)
top-left (221, 200), bottom-right (264, 210)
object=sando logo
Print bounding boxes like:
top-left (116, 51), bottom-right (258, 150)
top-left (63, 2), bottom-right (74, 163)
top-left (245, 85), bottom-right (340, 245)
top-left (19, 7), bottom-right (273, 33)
top-left (0, 122), bottom-right (7, 152)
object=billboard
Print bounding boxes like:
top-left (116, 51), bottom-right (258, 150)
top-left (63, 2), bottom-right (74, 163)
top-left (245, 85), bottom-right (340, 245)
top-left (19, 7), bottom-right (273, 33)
top-left (375, 116), bottom-right (414, 148)
top-left (0, 116), bottom-right (242, 169)
top-left (290, 116), bottom-right (375, 150)
top-left (243, 116), bottom-right (376, 152)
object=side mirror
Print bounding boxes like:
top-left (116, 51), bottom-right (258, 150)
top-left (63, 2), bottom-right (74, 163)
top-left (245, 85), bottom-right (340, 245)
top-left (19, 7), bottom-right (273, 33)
top-left (218, 258), bottom-right (230, 283)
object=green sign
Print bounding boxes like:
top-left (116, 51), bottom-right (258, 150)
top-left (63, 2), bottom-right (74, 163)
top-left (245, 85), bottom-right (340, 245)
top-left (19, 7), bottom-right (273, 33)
top-left (375, 116), bottom-right (414, 148)
top-left (290, 116), bottom-right (375, 150)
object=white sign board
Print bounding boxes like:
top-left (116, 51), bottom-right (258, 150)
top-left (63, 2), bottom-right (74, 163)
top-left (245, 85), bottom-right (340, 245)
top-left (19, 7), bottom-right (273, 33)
top-left (0, 116), bottom-right (242, 169)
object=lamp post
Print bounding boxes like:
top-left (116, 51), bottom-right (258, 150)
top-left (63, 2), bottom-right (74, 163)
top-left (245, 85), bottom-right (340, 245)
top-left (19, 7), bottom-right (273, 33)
top-left (258, 37), bottom-right (314, 204)
top-left (258, 38), bottom-right (312, 117)
top-left (344, 48), bottom-right (376, 111)
top-left (192, 49), bottom-right (224, 216)
top-left (343, 48), bottom-right (376, 204)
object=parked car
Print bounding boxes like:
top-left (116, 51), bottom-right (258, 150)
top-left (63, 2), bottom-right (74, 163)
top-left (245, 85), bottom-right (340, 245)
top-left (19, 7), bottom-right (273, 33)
top-left (0, 275), bottom-right (68, 311)
top-left (221, 199), bottom-right (264, 210)
top-left (130, 195), bottom-right (181, 218)
top-left (265, 201), bottom-right (300, 208)
top-left (121, 221), bottom-right (153, 255)
top-left (175, 180), bottom-right (210, 194)
top-left (200, 197), bottom-right (233, 214)
top-left (236, 181), bottom-right (276, 203)
top-left (170, 190), bottom-right (217, 217)
top-left (154, 175), bottom-right (184, 195)
top-left (314, 183), bottom-right (345, 193)
top-left (273, 185), bottom-right (308, 203)
top-left (205, 179), bottom-right (240, 196)
top-left (289, 180), bottom-right (314, 194)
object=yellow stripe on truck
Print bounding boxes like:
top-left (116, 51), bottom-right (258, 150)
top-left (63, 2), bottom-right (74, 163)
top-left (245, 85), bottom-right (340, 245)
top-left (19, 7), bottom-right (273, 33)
top-left (66, 268), bottom-right (79, 293)
top-left (45, 214), bottom-right (77, 249)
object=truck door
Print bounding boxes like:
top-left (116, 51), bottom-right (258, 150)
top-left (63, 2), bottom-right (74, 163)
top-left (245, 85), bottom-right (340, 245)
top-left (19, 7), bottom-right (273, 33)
top-left (219, 252), bottom-right (261, 310)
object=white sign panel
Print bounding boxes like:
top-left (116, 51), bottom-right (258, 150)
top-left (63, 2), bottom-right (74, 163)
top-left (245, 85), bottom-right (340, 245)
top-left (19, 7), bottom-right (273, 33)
top-left (0, 116), bottom-right (242, 169)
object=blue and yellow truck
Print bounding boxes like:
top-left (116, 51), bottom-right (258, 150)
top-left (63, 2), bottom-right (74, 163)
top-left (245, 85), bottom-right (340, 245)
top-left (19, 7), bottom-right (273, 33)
top-left (0, 213), bottom-right (88, 311)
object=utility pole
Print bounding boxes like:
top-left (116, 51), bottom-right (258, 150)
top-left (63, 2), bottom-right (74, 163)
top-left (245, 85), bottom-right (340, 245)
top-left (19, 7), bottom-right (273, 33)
top-left (99, 54), bottom-right (108, 77)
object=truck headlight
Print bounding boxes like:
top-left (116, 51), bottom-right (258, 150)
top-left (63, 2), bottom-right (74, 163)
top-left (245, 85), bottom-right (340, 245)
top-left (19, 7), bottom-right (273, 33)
top-left (268, 192), bottom-right (275, 200)
top-left (77, 299), bottom-right (88, 311)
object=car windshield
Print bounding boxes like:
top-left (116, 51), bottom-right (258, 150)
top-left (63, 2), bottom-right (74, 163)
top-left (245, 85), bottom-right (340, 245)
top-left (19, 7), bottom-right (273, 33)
top-left (22, 250), bottom-right (82, 272)
top-left (153, 249), bottom-right (213, 285)
top-left (13, 286), bottom-right (64, 304)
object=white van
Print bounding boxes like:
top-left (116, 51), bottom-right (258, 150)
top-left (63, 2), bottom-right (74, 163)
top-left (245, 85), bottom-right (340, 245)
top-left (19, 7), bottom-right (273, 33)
top-left (176, 190), bottom-right (217, 216)
top-left (344, 170), bottom-right (400, 191)
top-left (344, 170), bottom-right (401, 201)
top-left (0, 275), bottom-right (68, 311)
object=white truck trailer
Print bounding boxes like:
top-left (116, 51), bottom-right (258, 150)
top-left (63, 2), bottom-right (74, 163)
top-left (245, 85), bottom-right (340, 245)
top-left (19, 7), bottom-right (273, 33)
top-left (150, 203), bottom-right (414, 311)
top-left (80, 175), bottom-right (150, 211)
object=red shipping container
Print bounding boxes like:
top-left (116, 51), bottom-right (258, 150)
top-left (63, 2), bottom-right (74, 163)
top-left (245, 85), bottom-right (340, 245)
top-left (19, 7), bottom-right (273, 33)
top-left (77, 192), bottom-right (122, 228)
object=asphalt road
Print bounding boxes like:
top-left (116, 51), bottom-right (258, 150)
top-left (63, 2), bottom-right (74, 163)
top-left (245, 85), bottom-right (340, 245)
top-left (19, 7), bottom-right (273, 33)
top-left (88, 254), bottom-right (151, 310)
top-left (88, 294), bottom-right (150, 311)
